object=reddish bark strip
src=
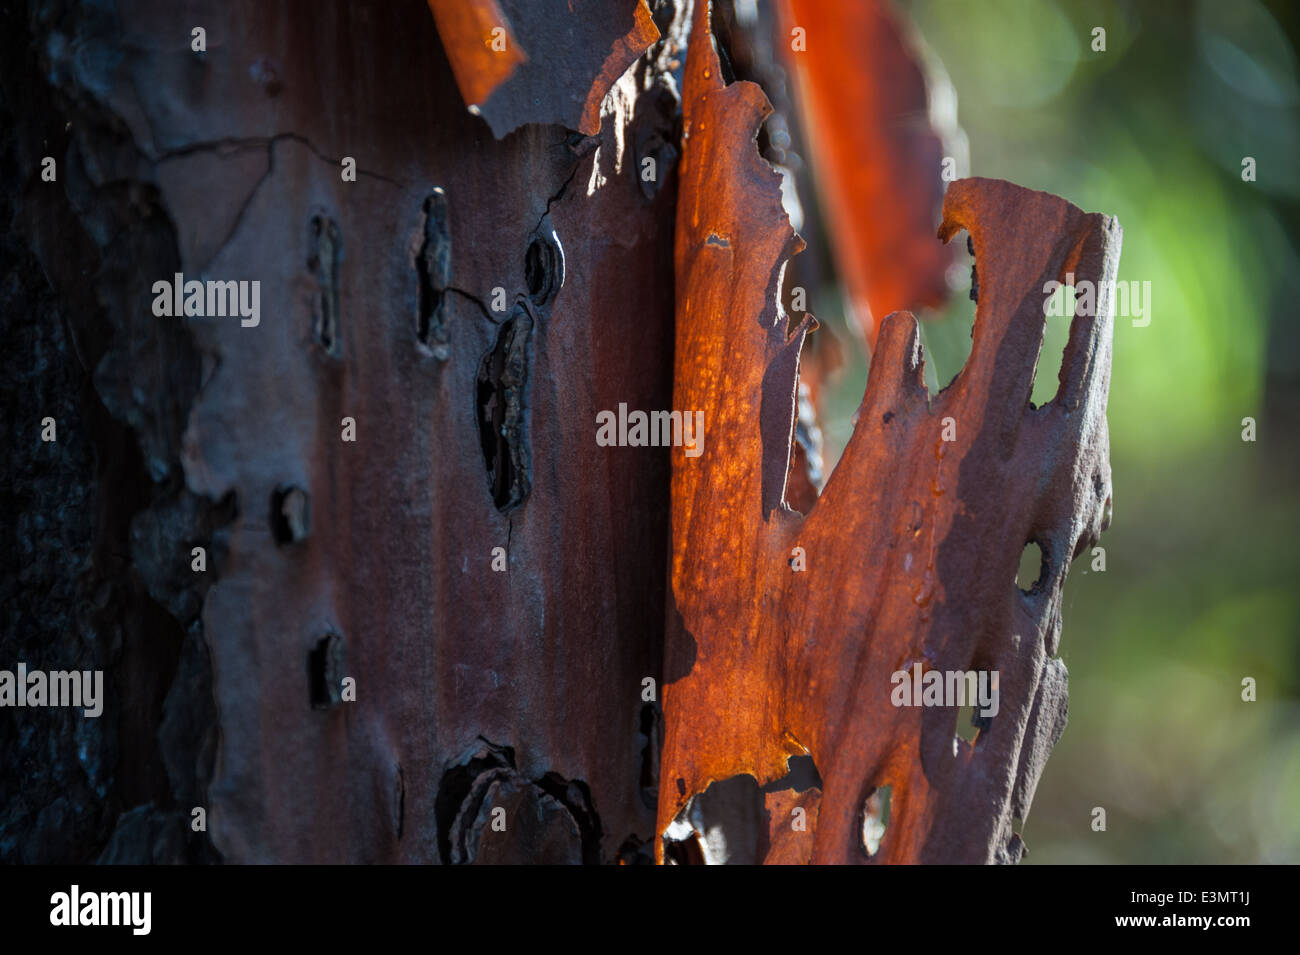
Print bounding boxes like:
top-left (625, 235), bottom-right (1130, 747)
top-left (428, 0), bottom-right (661, 139)
top-left (778, 0), bottom-right (955, 342)
top-left (660, 0), bottom-right (1119, 864)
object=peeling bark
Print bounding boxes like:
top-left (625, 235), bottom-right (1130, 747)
top-left (428, 0), bottom-right (662, 140)
top-left (2, 0), bottom-right (680, 864)
top-left (658, 0), bottom-right (1118, 864)
top-left (3, 0), bottom-right (1117, 867)
top-left (777, 0), bottom-right (958, 341)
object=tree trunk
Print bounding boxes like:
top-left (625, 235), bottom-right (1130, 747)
top-left (1, 0), bottom-right (1116, 865)
top-left (2, 0), bottom-right (681, 864)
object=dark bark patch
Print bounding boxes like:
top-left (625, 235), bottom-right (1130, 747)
top-left (476, 307), bottom-right (533, 512)
top-left (308, 215), bottom-right (342, 357)
top-left (308, 633), bottom-right (346, 710)
top-left (416, 189), bottom-right (451, 358)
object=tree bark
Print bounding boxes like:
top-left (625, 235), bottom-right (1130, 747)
top-left (658, 0), bottom-right (1118, 864)
top-left (2, 0), bottom-right (680, 864)
top-left (1, 0), bottom-right (1117, 865)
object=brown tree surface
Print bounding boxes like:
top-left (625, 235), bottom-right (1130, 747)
top-left (2, 0), bottom-right (681, 864)
top-left (658, 0), bottom-right (1118, 864)
top-left (1, 0), bottom-right (1116, 865)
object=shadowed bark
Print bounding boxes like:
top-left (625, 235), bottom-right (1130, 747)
top-left (2, 0), bottom-right (678, 864)
top-left (1, 0), bottom-right (1116, 865)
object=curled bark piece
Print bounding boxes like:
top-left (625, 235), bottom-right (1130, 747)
top-left (660, 0), bottom-right (1119, 864)
top-left (777, 0), bottom-right (957, 341)
top-left (428, 0), bottom-right (661, 139)
top-left (425, 0), bottom-right (527, 112)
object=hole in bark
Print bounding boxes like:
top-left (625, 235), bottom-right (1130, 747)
top-left (1017, 540), bottom-right (1048, 595)
top-left (664, 765), bottom-right (804, 864)
top-left (270, 484), bottom-right (310, 545)
top-left (308, 633), bottom-right (346, 710)
top-left (434, 741), bottom-right (515, 865)
top-left (417, 189), bottom-right (451, 357)
top-left (524, 230), bottom-right (563, 306)
top-left (533, 772), bottom-right (603, 865)
top-left (308, 215), bottom-right (341, 356)
top-left (433, 741), bottom-right (598, 864)
top-left (1033, 282), bottom-right (1075, 408)
top-left (476, 309), bottom-right (533, 511)
top-left (955, 703), bottom-right (979, 744)
top-left (928, 230), bottom-right (976, 393)
top-left (662, 827), bottom-right (707, 865)
top-left (760, 754), bottom-right (822, 793)
top-left (860, 785), bottom-right (892, 857)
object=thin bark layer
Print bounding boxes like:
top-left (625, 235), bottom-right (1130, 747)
top-left (777, 0), bottom-right (957, 341)
top-left (427, 0), bottom-right (661, 139)
top-left (659, 0), bottom-right (1119, 864)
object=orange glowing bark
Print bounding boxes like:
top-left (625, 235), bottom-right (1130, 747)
top-left (659, 0), bottom-right (1118, 864)
top-left (425, 0), bottom-right (526, 111)
top-left (777, 0), bottom-right (955, 342)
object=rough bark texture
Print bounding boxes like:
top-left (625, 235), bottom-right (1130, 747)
top-left (657, 0), bottom-right (1118, 864)
top-left (2, 0), bottom-right (1117, 866)
top-left (2, 0), bottom-right (680, 864)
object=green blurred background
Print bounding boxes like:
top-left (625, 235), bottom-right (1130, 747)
top-left (813, 0), bottom-right (1300, 862)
